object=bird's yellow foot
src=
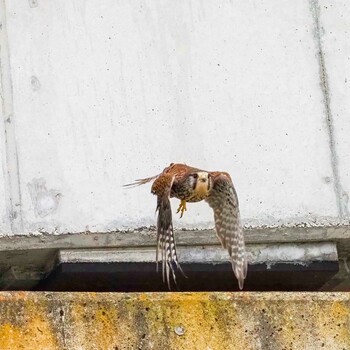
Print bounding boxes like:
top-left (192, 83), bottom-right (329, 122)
top-left (176, 200), bottom-right (187, 218)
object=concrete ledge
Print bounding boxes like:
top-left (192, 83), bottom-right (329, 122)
top-left (0, 226), bottom-right (349, 290)
top-left (0, 226), bottom-right (349, 252)
top-left (0, 292), bottom-right (349, 350)
top-left (57, 242), bottom-right (338, 264)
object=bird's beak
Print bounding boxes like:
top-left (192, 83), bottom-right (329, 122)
top-left (198, 174), bottom-right (208, 182)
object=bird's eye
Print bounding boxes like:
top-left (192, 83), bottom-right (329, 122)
top-left (192, 174), bottom-right (198, 179)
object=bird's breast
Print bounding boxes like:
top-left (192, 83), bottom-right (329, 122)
top-left (195, 181), bottom-right (209, 198)
top-left (171, 186), bottom-right (205, 202)
top-left (186, 182), bottom-right (210, 202)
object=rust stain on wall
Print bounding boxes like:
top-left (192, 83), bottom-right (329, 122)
top-left (0, 292), bottom-right (349, 350)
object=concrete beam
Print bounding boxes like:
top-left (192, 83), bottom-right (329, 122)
top-left (0, 225), bottom-right (349, 252)
top-left (57, 242), bottom-right (338, 265)
top-left (0, 292), bottom-right (349, 350)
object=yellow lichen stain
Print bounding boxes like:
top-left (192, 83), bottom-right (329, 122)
top-left (268, 298), bottom-right (350, 350)
top-left (331, 301), bottom-right (350, 319)
top-left (0, 291), bottom-right (28, 302)
top-left (0, 317), bottom-right (59, 350)
top-left (67, 300), bottom-right (139, 350)
top-left (1, 292), bottom-right (350, 350)
top-left (137, 292), bottom-right (254, 350)
top-left (327, 301), bottom-right (350, 347)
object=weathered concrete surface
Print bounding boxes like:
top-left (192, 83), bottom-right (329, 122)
top-left (0, 0), bottom-right (349, 234)
top-left (318, 0), bottom-right (350, 219)
top-left (0, 1), bottom-right (13, 234)
top-left (0, 292), bottom-right (349, 350)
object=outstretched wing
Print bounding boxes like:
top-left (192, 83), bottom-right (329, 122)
top-left (152, 173), bottom-right (185, 289)
top-left (205, 172), bottom-right (247, 289)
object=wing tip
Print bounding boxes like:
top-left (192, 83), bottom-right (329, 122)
top-left (233, 256), bottom-right (248, 290)
top-left (236, 271), bottom-right (246, 290)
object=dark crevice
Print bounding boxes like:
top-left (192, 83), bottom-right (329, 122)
top-left (32, 261), bottom-right (339, 292)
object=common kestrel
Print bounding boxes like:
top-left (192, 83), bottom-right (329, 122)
top-left (125, 163), bottom-right (247, 290)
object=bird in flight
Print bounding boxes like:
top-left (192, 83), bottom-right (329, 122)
top-left (124, 163), bottom-right (247, 290)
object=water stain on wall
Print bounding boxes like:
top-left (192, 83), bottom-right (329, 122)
top-left (27, 178), bottom-right (61, 218)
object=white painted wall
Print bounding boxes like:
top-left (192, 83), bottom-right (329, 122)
top-left (0, 0), bottom-right (349, 235)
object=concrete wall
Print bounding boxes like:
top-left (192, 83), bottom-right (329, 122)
top-left (0, 0), bottom-right (349, 235)
top-left (0, 292), bottom-right (349, 350)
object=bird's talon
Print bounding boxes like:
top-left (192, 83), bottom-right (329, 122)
top-left (177, 200), bottom-right (187, 218)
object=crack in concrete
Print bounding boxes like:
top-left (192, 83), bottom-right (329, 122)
top-left (0, 0), bottom-right (23, 233)
top-left (310, 0), bottom-right (349, 219)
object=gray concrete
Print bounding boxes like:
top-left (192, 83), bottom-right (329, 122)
top-left (1, 0), bottom-right (350, 291)
top-left (0, 225), bottom-right (348, 252)
top-left (0, 226), bottom-right (347, 290)
top-left (318, 0), bottom-right (350, 218)
top-left (0, 0), bottom-right (14, 234)
top-left (57, 242), bottom-right (338, 265)
top-left (0, 0), bottom-right (349, 235)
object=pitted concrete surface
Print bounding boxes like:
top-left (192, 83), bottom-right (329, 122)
top-left (0, 292), bottom-right (349, 350)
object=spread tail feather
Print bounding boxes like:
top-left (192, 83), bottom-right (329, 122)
top-left (156, 196), bottom-right (185, 290)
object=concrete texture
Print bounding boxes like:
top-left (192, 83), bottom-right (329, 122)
top-left (57, 242), bottom-right (338, 265)
top-left (0, 226), bottom-right (346, 290)
top-left (0, 292), bottom-right (349, 349)
top-left (318, 0), bottom-right (350, 218)
top-left (0, 1), bottom-right (13, 234)
top-left (0, 0), bottom-right (349, 235)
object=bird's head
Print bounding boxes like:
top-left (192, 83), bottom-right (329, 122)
top-left (189, 171), bottom-right (212, 195)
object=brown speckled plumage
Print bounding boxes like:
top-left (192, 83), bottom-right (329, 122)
top-left (125, 163), bottom-right (247, 290)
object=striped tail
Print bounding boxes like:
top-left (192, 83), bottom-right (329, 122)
top-left (156, 196), bottom-right (185, 289)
